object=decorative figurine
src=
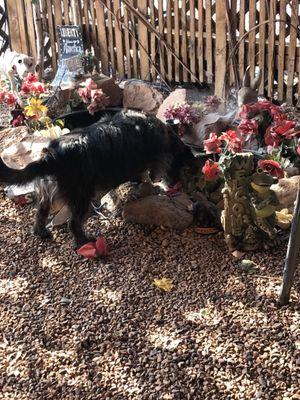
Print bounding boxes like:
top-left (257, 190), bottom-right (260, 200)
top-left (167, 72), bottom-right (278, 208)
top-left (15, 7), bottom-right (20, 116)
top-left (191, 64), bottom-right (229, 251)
top-left (221, 153), bottom-right (278, 251)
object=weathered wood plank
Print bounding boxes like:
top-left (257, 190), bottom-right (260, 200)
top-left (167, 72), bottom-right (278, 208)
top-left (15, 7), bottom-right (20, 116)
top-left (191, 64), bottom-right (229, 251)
top-left (190, 0), bottom-right (196, 82)
top-left (215, 0), bottom-right (226, 99)
top-left (238, 0), bottom-right (245, 82)
top-left (113, 0), bottom-right (125, 78)
top-left (63, 0), bottom-right (70, 24)
top-left (277, 0), bottom-right (287, 102)
top-left (137, 0), bottom-right (149, 80)
top-left (286, 0), bottom-right (298, 103)
top-left (205, 0), bottom-right (212, 83)
top-left (106, 0), bottom-right (116, 75)
top-left (258, 0), bottom-right (266, 95)
top-left (174, 0), bottom-right (180, 82)
top-left (267, 0), bottom-right (276, 99)
top-left (248, 0), bottom-right (256, 79)
top-left (124, 1), bottom-right (132, 78)
top-left (197, 0), bottom-right (204, 82)
top-left (158, 0), bottom-right (165, 81)
top-left (182, 0), bottom-right (188, 81)
top-left (45, 0), bottom-right (57, 69)
top-left (166, 0), bottom-right (173, 82)
top-left (24, 0), bottom-right (37, 58)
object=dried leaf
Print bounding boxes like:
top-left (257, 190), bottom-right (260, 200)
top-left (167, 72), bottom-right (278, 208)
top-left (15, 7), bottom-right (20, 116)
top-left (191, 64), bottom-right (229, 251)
top-left (153, 278), bottom-right (173, 292)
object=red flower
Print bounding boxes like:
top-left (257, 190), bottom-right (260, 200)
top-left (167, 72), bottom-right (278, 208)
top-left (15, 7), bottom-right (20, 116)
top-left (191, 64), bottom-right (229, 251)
top-left (220, 130), bottom-right (243, 153)
top-left (264, 127), bottom-right (282, 148)
top-left (203, 132), bottom-right (222, 154)
top-left (274, 120), bottom-right (300, 139)
top-left (238, 119), bottom-right (258, 138)
top-left (5, 92), bottom-right (17, 107)
top-left (31, 82), bottom-right (45, 95)
top-left (21, 82), bottom-right (31, 95)
top-left (76, 236), bottom-right (108, 259)
top-left (238, 103), bottom-right (260, 119)
top-left (257, 159), bottom-right (284, 179)
top-left (12, 114), bottom-right (25, 127)
top-left (202, 160), bottom-right (221, 181)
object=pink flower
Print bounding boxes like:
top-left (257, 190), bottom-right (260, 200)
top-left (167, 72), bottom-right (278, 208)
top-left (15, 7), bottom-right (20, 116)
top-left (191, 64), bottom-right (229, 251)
top-left (78, 78), bottom-right (98, 103)
top-left (164, 103), bottom-right (201, 126)
top-left (220, 129), bottom-right (243, 153)
top-left (202, 160), bottom-right (221, 181)
top-left (203, 132), bottom-right (222, 154)
top-left (258, 159), bottom-right (284, 179)
top-left (274, 120), bottom-right (299, 139)
top-left (204, 95), bottom-right (221, 112)
top-left (21, 82), bottom-right (31, 95)
top-left (30, 82), bottom-right (45, 95)
top-left (24, 73), bottom-right (38, 84)
top-left (90, 89), bottom-right (109, 106)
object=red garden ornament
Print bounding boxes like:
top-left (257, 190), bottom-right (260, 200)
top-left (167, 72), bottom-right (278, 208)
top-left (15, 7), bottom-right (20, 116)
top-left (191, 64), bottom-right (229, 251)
top-left (77, 236), bottom-right (108, 259)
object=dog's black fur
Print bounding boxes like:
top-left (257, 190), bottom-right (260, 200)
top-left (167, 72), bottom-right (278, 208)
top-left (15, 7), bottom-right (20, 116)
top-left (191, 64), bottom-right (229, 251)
top-left (0, 110), bottom-right (198, 247)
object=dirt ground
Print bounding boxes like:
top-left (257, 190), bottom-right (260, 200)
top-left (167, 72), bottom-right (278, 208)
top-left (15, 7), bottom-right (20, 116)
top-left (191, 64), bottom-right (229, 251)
top-left (0, 189), bottom-right (299, 400)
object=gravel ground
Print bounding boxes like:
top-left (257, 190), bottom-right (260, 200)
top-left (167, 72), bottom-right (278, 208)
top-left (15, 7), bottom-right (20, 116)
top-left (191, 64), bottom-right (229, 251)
top-left (0, 191), bottom-right (299, 400)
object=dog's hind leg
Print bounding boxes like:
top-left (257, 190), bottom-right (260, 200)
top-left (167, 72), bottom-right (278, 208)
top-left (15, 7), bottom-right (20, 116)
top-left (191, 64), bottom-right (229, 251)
top-left (32, 197), bottom-right (52, 239)
top-left (68, 196), bottom-right (93, 248)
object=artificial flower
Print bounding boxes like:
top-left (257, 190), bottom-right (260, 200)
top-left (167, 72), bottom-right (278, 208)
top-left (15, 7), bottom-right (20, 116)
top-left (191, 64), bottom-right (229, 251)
top-left (12, 114), bottom-right (25, 127)
top-left (264, 127), bottom-right (282, 148)
top-left (164, 102), bottom-right (201, 126)
top-left (202, 160), bottom-right (221, 181)
top-left (257, 159), bottom-right (284, 179)
top-left (24, 98), bottom-right (48, 119)
top-left (78, 78), bottom-right (98, 103)
top-left (77, 236), bottom-right (108, 259)
top-left (203, 132), bottom-right (222, 154)
top-left (204, 95), bottom-right (221, 112)
top-left (238, 119), bottom-right (258, 139)
top-left (220, 130), bottom-right (243, 153)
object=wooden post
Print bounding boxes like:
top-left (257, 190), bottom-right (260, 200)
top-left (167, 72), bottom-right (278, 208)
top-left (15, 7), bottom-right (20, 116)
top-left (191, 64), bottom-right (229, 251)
top-left (279, 185), bottom-right (300, 305)
top-left (215, 0), bottom-right (227, 100)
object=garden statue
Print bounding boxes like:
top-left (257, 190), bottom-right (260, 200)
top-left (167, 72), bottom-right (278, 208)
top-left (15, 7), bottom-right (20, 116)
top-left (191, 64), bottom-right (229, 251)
top-left (221, 153), bottom-right (278, 251)
top-left (237, 66), bottom-right (261, 107)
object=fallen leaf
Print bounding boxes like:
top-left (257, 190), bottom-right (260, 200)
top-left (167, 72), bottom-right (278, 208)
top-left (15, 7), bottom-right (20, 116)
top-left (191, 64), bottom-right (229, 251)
top-left (153, 278), bottom-right (173, 292)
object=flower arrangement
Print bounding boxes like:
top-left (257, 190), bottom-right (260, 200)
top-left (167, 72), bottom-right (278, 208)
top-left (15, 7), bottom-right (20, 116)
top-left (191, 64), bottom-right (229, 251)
top-left (200, 99), bottom-right (300, 184)
top-left (77, 78), bottom-right (110, 115)
top-left (164, 102), bottom-right (202, 132)
top-left (0, 73), bottom-right (69, 138)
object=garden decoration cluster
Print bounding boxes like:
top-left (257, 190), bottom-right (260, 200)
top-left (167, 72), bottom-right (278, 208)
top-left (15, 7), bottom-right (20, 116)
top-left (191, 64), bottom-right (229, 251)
top-left (0, 75), bottom-right (110, 137)
top-left (164, 98), bottom-right (300, 250)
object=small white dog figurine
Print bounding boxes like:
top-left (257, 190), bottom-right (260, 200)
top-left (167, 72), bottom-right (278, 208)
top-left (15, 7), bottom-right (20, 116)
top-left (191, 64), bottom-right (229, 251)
top-left (0, 50), bottom-right (35, 92)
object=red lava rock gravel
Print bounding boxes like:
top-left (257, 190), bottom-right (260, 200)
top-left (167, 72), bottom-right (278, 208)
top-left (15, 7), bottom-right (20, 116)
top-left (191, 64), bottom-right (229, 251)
top-left (0, 187), bottom-right (299, 400)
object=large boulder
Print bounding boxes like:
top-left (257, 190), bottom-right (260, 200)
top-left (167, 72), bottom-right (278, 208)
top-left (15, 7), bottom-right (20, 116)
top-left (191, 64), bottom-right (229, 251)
top-left (123, 193), bottom-right (193, 230)
top-left (123, 80), bottom-right (167, 114)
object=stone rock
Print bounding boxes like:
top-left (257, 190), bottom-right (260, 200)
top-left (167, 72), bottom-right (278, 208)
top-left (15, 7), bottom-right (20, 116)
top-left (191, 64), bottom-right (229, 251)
top-left (123, 80), bottom-right (167, 114)
top-left (1, 135), bottom-right (50, 169)
top-left (122, 193), bottom-right (193, 230)
top-left (92, 75), bottom-right (123, 107)
top-left (156, 88), bottom-right (204, 121)
top-left (271, 176), bottom-right (300, 211)
top-left (101, 182), bottom-right (158, 212)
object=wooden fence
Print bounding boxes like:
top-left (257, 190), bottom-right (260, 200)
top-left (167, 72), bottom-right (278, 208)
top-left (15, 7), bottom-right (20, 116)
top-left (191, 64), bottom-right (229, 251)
top-left (4, 0), bottom-right (300, 103)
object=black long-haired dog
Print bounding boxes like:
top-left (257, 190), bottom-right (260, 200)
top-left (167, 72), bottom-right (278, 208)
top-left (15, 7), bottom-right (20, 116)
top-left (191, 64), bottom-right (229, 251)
top-left (0, 110), bottom-right (198, 247)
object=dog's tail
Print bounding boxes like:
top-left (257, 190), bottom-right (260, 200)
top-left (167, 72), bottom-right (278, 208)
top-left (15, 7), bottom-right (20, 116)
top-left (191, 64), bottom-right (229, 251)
top-left (0, 157), bottom-right (51, 186)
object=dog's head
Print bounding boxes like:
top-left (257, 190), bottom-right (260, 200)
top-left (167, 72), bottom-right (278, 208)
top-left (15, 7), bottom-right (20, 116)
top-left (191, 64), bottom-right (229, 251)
top-left (11, 53), bottom-right (35, 78)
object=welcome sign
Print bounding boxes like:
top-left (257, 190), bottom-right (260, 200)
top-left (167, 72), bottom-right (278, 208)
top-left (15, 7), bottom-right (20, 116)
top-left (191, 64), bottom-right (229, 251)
top-left (57, 25), bottom-right (84, 60)
top-left (52, 25), bottom-right (84, 88)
